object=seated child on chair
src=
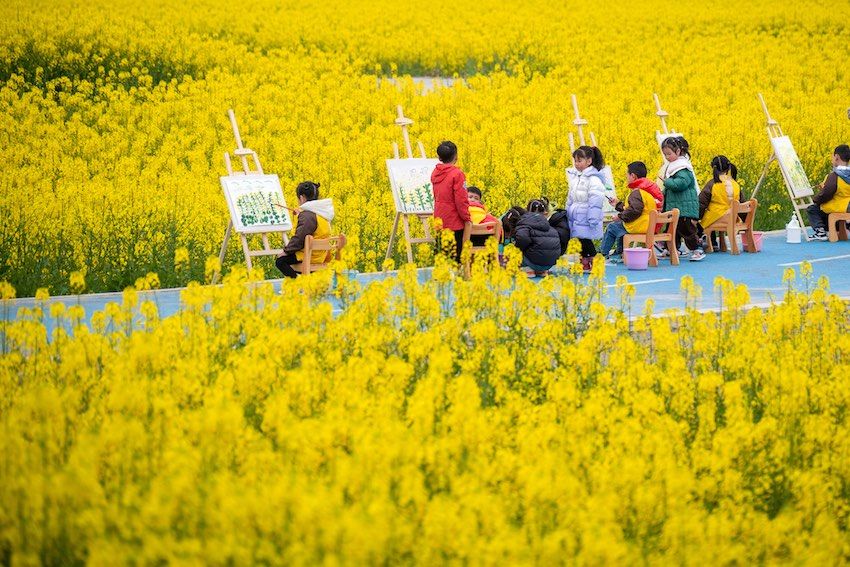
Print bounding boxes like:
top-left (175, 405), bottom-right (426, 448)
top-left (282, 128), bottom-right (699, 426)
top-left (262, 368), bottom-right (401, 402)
top-left (698, 156), bottom-right (742, 248)
top-left (601, 161), bottom-right (662, 260)
top-left (467, 186), bottom-right (499, 246)
top-left (807, 144), bottom-right (850, 241)
top-left (275, 181), bottom-right (335, 278)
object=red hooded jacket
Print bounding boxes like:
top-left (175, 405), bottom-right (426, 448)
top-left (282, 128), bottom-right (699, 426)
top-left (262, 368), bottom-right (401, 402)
top-left (431, 163), bottom-right (471, 231)
top-left (627, 177), bottom-right (664, 233)
top-left (628, 177), bottom-right (664, 210)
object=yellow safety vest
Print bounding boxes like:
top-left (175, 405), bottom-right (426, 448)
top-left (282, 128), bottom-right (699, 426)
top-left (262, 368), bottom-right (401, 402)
top-left (822, 176), bottom-right (850, 214)
top-left (701, 175), bottom-right (741, 228)
top-left (294, 213), bottom-right (332, 263)
top-left (624, 190), bottom-right (658, 234)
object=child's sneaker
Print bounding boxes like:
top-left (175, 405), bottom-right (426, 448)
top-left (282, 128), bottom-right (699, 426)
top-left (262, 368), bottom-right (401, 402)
top-left (605, 253), bottom-right (623, 266)
top-left (690, 248), bottom-right (706, 261)
top-left (654, 244), bottom-right (669, 258)
top-left (812, 229), bottom-right (829, 241)
top-left (678, 247), bottom-right (690, 257)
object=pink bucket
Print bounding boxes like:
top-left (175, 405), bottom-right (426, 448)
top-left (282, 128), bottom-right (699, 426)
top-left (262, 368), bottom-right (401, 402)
top-left (742, 231), bottom-right (764, 252)
top-left (624, 247), bottom-right (651, 270)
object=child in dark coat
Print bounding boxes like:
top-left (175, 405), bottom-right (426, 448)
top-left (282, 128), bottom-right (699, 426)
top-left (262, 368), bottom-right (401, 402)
top-left (514, 199), bottom-right (562, 274)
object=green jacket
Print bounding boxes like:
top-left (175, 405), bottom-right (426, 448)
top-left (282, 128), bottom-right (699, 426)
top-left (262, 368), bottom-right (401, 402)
top-left (663, 169), bottom-right (699, 219)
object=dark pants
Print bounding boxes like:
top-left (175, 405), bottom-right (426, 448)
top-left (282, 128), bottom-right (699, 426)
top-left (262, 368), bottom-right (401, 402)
top-left (435, 229), bottom-right (465, 263)
top-left (807, 202), bottom-right (850, 233)
top-left (579, 238), bottom-right (596, 258)
top-left (675, 217), bottom-right (701, 251)
top-left (276, 254), bottom-right (300, 278)
top-left (453, 229), bottom-right (465, 262)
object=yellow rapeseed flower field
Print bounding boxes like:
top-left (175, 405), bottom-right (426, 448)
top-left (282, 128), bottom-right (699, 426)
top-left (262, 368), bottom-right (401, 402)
top-left (1, 0), bottom-right (849, 294)
top-left (2, 258), bottom-right (850, 563)
top-left (2, 3), bottom-right (850, 561)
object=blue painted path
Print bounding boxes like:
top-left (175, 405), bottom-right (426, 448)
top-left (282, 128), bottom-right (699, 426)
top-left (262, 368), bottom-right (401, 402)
top-left (3, 232), bottom-right (849, 334)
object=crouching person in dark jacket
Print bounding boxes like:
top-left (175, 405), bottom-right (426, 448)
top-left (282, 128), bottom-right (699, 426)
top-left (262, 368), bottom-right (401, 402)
top-left (548, 208), bottom-right (571, 256)
top-left (514, 199), bottom-right (562, 274)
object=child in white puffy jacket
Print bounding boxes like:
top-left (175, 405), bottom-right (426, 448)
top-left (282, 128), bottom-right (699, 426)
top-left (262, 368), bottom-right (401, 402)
top-left (566, 145), bottom-right (607, 272)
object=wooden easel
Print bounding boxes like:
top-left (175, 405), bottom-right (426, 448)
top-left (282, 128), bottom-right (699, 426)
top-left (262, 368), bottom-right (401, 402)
top-left (567, 95), bottom-right (618, 218)
top-left (384, 105), bottom-right (435, 263)
top-left (567, 94), bottom-right (597, 153)
top-left (214, 109), bottom-right (289, 282)
top-left (653, 93), bottom-right (675, 138)
top-left (652, 93), bottom-right (700, 186)
top-left (751, 94), bottom-right (814, 241)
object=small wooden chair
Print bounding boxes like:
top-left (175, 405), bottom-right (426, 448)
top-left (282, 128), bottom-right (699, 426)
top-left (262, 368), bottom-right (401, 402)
top-left (827, 212), bottom-right (850, 242)
top-left (704, 199), bottom-right (758, 255)
top-left (461, 220), bottom-right (502, 276)
top-left (622, 208), bottom-right (680, 267)
top-left (292, 234), bottom-right (347, 275)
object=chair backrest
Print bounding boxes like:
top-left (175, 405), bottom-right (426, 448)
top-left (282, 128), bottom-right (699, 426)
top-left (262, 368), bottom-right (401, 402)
top-left (648, 208), bottom-right (679, 242)
top-left (304, 234), bottom-right (347, 263)
top-left (462, 220), bottom-right (503, 249)
top-left (732, 199), bottom-right (758, 230)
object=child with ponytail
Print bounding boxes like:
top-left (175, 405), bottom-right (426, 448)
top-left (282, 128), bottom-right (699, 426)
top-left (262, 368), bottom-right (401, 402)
top-left (275, 181), bottom-right (335, 278)
top-left (699, 155), bottom-right (742, 230)
top-left (566, 145), bottom-right (607, 271)
top-left (658, 136), bottom-right (705, 261)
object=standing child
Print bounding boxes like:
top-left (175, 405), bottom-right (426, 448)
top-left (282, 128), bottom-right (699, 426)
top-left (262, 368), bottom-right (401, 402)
top-left (807, 144), bottom-right (850, 241)
top-left (658, 135), bottom-right (705, 261)
top-left (566, 146), bottom-right (607, 271)
top-left (275, 181), bottom-right (335, 278)
top-left (431, 140), bottom-right (471, 262)
top-left (600, 162), bottom-right (662, 261)
top-left (514, 200), bottom-right (561, 275)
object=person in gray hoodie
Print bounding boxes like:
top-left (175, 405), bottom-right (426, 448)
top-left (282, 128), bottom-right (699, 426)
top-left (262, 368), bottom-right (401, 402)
top-left (275, 181), bottom-right (335, 278)
top-left (807, 144), bottom-right (850, 240)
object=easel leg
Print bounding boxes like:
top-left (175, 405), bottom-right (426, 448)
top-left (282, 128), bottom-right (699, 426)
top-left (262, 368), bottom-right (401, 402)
top-left (401, 215), bottom-right (414, 264)
top-left (240, 234), bottom-right (253, 271)
top-left (751, 153), bottom-right (775, 201)
top-left (385, 212), bottom-right (401, 260)
top-left (213, 221), bottom-right (233, 284)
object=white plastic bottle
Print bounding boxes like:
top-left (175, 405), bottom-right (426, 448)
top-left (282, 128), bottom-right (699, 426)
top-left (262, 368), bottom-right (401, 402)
top-left (786, 215), bottom-right (802, 244)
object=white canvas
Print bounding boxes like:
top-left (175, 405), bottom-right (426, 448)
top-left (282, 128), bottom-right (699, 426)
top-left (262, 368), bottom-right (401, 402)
top-left (386, 158), bottom-right (439, 214)
top-left (771, 136), bottom-right (814, 199)
top-left (220, 174), bottom-right (293, 234)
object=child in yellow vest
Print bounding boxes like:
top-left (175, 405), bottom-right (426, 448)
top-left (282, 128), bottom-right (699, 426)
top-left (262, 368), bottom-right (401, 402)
top-left (275, 181), bottom-right (335, 278)
top-left (600, 162), bottom-right (661, 262)
top-left (467, 186), bottom-right (499, 246)
top-left (808, 144), bottom-right (850, 240)
top-left (699, 155), bottom-right (742, 225)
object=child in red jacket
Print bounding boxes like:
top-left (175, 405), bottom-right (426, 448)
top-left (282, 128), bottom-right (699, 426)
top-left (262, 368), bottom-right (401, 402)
top-left (432, 141), bottom-right (471, 262)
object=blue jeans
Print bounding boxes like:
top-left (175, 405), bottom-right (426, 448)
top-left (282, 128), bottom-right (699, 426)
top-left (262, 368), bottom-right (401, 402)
top-left (601, 220), bottom-right (628, 256)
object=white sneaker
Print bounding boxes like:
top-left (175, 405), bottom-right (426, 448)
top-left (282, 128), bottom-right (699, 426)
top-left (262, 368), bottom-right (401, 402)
top-left (678, 247), bottom-right (690, 257)
top-left (655, 244), bottom-right (669, 258)
top-left (812, 230), bottom-right (829, 241)
top-left (690, 249), bottom-right (706, 262)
